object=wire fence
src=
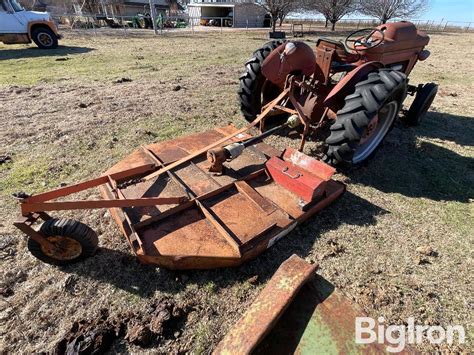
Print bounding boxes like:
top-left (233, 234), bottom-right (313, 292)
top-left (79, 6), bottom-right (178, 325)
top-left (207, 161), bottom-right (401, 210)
top-left (50, 13), bottom-right (474, 37)
top-left (285, 18), bottom-right (473, 33)
top-left (51, 13), bottom-right (265, 35)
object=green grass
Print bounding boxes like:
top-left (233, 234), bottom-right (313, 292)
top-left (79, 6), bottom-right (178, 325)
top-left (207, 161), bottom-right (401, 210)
top-left (0, 33), bottom-right (266, 86)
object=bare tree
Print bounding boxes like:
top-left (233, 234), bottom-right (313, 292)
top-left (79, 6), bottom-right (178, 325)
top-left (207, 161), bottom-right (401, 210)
top-left (257, 0), bottom-right (302, 33)
top-left (305, 0), bottom-right (356, 31)
top-left (358, 0), bottom-right (428, 24)
top-left (277, 7), bottom-right (289, 27)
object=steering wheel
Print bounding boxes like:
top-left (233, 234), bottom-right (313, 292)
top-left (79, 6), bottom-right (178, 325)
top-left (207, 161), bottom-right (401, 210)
top-left (344, 28), bottom-right (385, 52)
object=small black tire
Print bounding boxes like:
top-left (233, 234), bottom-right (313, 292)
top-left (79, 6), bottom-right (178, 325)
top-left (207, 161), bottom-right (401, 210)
top-left (238, 40), bottom-right (285, 122)
top-left (323, 69), bottom-right (407, 167)
top-left (31, 26), bottom-right (58, 49)
top-left (403, 83), bottom-right (438, 126)
top-left (27, 218), bottom-right (98, 265)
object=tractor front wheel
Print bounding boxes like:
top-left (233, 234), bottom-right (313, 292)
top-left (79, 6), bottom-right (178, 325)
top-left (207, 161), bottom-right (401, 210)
top-left (403, 83), bottom-right (438, 126)
top-left (27, 218), bottom-right (98, 265)
top-left (324, 69), bottom-right (407, 167)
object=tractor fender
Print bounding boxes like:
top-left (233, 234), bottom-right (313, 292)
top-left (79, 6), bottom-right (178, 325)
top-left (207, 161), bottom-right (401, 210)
top-left (324, 61), bottom-right (384, 112)
top-left (262, 41), bottom-right (316, 88)
top-left (28, 20), bottom-right (60, 39)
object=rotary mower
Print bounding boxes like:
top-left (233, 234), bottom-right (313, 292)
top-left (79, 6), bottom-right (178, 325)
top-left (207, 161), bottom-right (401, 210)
top-left (14, 21), bottom-right (437, 269)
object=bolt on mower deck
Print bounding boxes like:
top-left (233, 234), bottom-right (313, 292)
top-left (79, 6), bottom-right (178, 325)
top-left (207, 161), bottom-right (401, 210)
top-left (14, 125), bottom-right (344, 269)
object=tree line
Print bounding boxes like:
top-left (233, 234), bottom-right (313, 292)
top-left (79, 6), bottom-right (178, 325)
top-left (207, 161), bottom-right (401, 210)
top-left (260, 0), bottom-right (429, 32)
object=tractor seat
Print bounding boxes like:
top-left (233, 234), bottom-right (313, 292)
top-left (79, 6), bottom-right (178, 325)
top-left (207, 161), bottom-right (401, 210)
top-left (316, 38), bottom-right (359, 63)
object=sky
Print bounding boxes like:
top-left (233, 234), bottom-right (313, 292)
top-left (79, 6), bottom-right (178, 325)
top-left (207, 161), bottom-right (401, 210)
top-left (289, 0), bottom-right (474, 24)
top-left (419, 0), bottom-right (474, 23)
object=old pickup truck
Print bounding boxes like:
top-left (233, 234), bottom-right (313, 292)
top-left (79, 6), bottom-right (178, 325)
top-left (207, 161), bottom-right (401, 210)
top-left (0, 0), bottom-right (61, 49)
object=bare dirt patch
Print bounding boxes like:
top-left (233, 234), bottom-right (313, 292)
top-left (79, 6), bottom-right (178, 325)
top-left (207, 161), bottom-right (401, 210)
top-left (0, 29), bottom-right (472, 353)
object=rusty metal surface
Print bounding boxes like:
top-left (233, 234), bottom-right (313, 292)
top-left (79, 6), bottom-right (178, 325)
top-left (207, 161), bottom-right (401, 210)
top-left (253, 275), bottom-right (413, 354)
top-left (140, 203), bottom-right (239, 258)
top-left (266, 149), bottom-right (336, 203)
top-left (215, 255), bottom-right (409, 355)
top-left (15, 124), bottom-right (344, 270)
top-left (142, 89), bottom-right (290, 182)
top-left (213, 255), bottom-right (317, 355)
top-left (95, 125), bottom-right (345, 269)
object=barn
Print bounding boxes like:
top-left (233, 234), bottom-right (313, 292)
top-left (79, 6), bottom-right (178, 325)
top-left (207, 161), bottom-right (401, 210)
top-left (187, 0), bottom-right (268, 28)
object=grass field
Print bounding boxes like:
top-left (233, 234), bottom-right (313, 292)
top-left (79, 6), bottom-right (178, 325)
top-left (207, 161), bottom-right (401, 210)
top-left (0, 28), bottom-right (473, 353)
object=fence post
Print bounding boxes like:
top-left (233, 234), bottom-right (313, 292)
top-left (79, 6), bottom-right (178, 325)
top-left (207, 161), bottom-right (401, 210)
top-left (221, 17), bottom-right (223, 33)
top-left (122, 16), bottom-right (127, 36)
top-left (149, 0), bottom-right (158, 35)
top-left (246, 19), bottom-right (248, 30)
top-left (438, 18), bottom-right (444, 31)
top-left (90, 15), bottom-right (97, 36)
top-left (357, 19), bottom-right (361, 29)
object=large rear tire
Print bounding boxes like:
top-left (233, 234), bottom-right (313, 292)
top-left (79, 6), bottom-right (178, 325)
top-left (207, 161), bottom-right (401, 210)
top-left (324, 69), bottom-right (407, 167)
top-left (27, 218), bottom-right (98, 265)
top-left (238, 40), bottom-right (285, 122)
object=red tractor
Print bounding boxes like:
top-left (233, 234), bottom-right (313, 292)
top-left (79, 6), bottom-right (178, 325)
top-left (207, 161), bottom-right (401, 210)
top-left (238, 21), bottom-right (438, 167)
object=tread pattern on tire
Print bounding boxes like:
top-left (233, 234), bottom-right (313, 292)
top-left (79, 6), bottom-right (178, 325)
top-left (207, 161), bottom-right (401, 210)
top-left (238, 40), bottom-right (285, 122)
top-left (403, 82), bottom-right (438, 126)
top-left (323, 69), bottom-right (407, 166)
top-left (27, 218), bottom-right (98, 265)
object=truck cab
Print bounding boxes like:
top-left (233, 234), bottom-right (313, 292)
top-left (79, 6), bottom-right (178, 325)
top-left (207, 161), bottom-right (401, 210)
top-left (0, 0), bottom-right (61, 49)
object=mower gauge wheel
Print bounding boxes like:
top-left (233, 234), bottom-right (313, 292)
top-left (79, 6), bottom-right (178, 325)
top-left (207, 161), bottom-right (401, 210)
top-left (27, 218), bottom-right (98, 265)
top-left (344, 28), bottom-right (384, 52)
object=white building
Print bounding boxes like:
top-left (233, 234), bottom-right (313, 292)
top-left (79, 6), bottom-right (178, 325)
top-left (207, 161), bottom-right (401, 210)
top-left (187, 0), bottom-right (268, 28)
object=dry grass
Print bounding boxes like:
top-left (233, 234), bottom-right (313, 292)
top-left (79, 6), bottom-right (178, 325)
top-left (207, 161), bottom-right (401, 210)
top-left (0, 28), bottom-right (473, 353)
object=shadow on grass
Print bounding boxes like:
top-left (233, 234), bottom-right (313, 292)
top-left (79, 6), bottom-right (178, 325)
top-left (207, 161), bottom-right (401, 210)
top-left (0, 45), bottom-right (94, 60)
top-left (60, 191), bottom-right (385, 297)
top-left (348, 112), bottom-right (473, 202)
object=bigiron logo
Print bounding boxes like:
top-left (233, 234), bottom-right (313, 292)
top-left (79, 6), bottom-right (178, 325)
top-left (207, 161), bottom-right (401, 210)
top-left (355, 316), bottom-right (466, 352)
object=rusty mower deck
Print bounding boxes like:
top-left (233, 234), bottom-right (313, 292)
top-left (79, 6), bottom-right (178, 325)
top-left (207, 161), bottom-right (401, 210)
top-left (100, 126), bottom-right (344, 269)
top-left (15, 125), bottom-right (344, 269)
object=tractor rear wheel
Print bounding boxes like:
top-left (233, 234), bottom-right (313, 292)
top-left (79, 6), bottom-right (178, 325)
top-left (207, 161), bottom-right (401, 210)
top-left (403, 83), bottom-right (438, 126)
top-left (238, 40), bottom-right (285, 122)
top-left (324, 69), bottom-right (407, 167)
top-left (27, 218), bottom-right (98, 265)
